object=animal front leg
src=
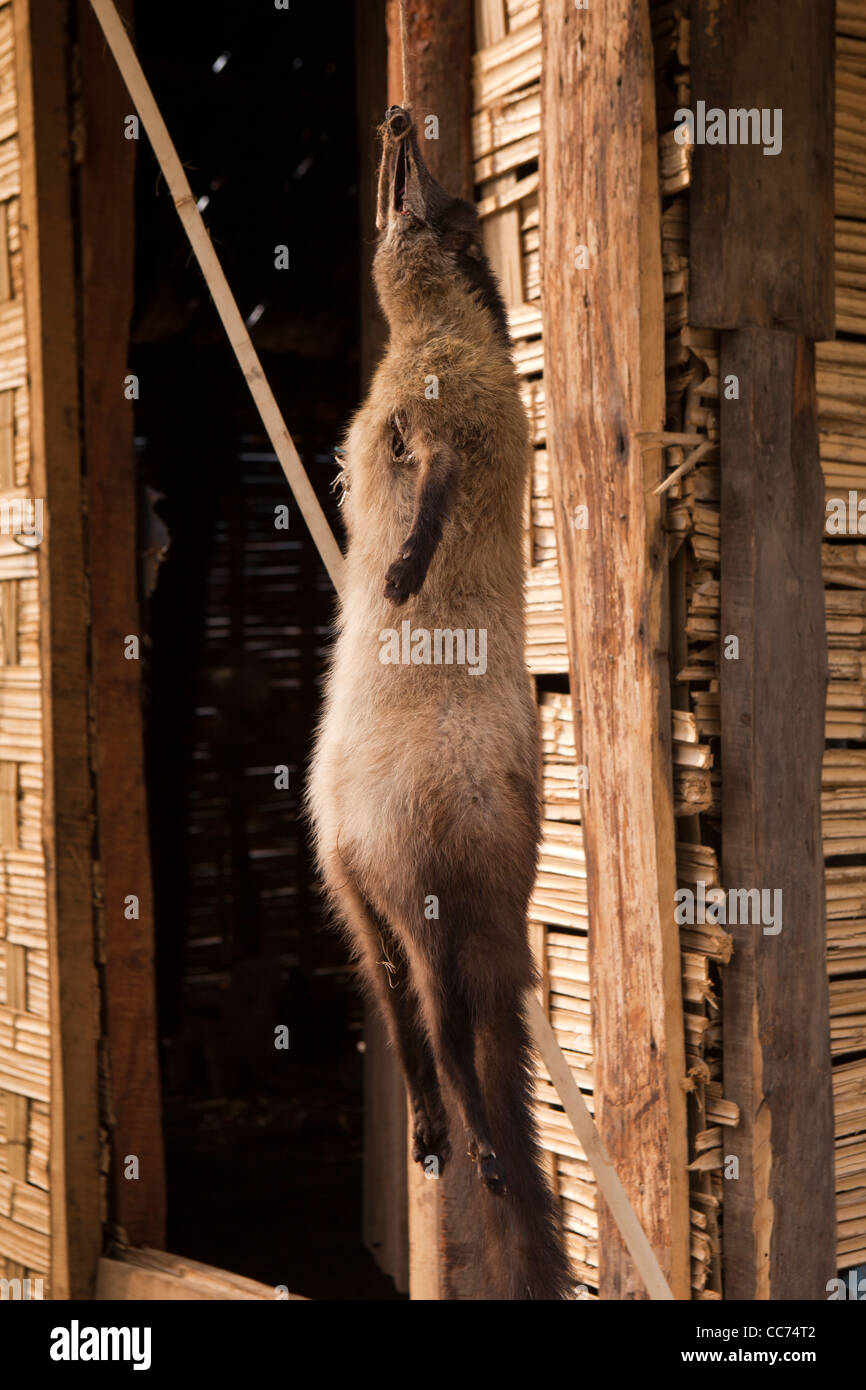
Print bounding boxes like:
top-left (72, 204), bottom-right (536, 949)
top-left (384, 441), bottom-right (460, 605)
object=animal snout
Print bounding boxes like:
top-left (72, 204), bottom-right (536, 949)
top-left (386, 105), bottom-right (412, 138)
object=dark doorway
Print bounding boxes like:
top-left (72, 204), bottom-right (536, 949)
top-left (130, 0), bottom-right (398, 1300)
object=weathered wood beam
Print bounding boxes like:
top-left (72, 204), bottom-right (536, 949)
top-left (383, 0), bottom-right (482, 1301)
top-left (386, 0), bottom-right (474, 202)
top-left (356, 0), bottom-right (389, 387)
top-left (691, 0), bottom-right (835, 339)
top-left (76, 0), bottom-right (166, 1251)
top-left (689, 0), bottom-right (836, 1301)
top-left (357, 0), bottom-right (411, 1296)
top-left (541, 0), bottom-right (691, 1300)
top-left (13, 0), bottom-right (102, 1298)
top-left (720, 330), bottom-right (835, 1299)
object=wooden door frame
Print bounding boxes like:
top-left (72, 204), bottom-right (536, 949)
top-left (14, 0), bottom-right (165, 1297)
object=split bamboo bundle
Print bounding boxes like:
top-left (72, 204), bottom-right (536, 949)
top-left (0, 0), bottom-right (52, 1297)
top-left (652, 0), bottom-right (729, 1298)
top-left (814, 0), bottom-right (866, 1275)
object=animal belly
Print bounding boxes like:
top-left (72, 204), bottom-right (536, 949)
top-left (311, 690), bottom-right (538, 896)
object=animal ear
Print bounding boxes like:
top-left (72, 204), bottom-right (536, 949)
top-left (441, 226), bottom-right (483, 260)
top-left (439, 197), bottom-right (483, 256)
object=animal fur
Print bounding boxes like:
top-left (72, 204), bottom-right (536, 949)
top-left (307, 107), bottom-right (572, 1300)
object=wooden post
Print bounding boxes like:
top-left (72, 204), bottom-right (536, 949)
top-left (76, 0), bottom-right (166, 1250)
top-left (690, 0), bottom-right (835, 341)
top-left (383, 0), bottom-right (480, 1301)
top-left (691, 0), bottom-right (836, 1300)
top-left (357, 0), bottom-right (410, 1295)
top-left (541, 0), bottom-right (691, 1299)
top-left (719, 331), bottom-right (835, 1299)
top-left (386, 0), bottom-right (473, 201)
top-left (13, 0), bottom-right (102, 1298)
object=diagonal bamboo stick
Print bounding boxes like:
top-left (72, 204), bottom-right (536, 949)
top-left (525, 995), bottom-right (674, 1300)
top-left (87, 0), bottom-right (345, 590)
top-left (88, 0), bottom-right (674, 1302)
top-left (653, 439), bottom-right (714, 496)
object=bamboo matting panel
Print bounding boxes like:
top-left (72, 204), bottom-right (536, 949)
top-left (813, 0), bottom-right (866, 1276)
top-left (473, 0), bottom-right (727, 1296)
top-left (0, 0), bottom-right (52, 1296)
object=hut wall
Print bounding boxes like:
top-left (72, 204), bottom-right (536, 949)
top-left (0, 0), bottom-right (52, 1297)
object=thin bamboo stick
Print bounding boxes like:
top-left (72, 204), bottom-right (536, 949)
top-left (525, 994), bottom-right (675, 1300)
top-left (87, 0), bottom-right (344, 589)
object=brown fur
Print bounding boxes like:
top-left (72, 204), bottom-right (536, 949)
top-left (306, 108), bottom-right (571, 1299)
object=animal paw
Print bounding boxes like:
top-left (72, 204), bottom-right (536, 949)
top-left (478, 1151), bottom-right (507, 1196)
top-left (412, 1114), bottom-right (451, 1176)
top-left (384, 547), bottom-right (425, 605)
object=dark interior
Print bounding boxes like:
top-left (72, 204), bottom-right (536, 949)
top-left (129, 0), bottom-right (399, 1300)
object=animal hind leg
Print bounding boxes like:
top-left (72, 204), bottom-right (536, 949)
top-left (327, 867), bottom-right (451, 1173)
top-left (408, 883), bottom-right (539, 1198)
top-left (412, 947), bottom-right (507, 1194)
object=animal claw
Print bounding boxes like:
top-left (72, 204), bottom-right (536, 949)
top-left (412, 1112), bottom-right (451, 1174)
top-left (384, 547), bottom-right (425, 604)
top-left (479, 1152), bottom-right (507, 1194)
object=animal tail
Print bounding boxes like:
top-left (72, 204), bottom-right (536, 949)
top-left (473, 999), bottom-right (574, 1300)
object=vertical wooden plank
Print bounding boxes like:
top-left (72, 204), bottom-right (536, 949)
top-left (0, 579), bottom-right (16, 663)
top-left (407, 1111), bottom-right (440, 1299)
top-left (386, 0), bottom-right (474, 201)
top-left (0, 390), bottom-right (14, 489)
top-left (0, 760), bottom-right (17, 845)
top-left (475, 0), bottom-right (523, 308)
top-left (356, 0), bottom-right (388, 387)
top-left (0, 204), bottom-right (10, 303)
top-left (541, 0), bottom-right (691, 1299)
top-left (356, 0), bottom-right (410, 1295)
top-left (384, 0), bottom-right (483, 1301)
top-left (76, 0), bottom-right (165, 1249)
top-left (720, 329), bottom-right (835, 1299)
top-left (362, 1010), bottom-right (409, 1290)
top-left (13, 0), bottom-right (101, 1299)
top-left (690, 0), bottom-right (835, 338)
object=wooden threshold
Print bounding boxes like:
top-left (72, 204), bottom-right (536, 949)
top-left (96, 1247), bottom-right (309, 1301)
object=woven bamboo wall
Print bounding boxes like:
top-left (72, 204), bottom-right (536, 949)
top-left (818, 0), bottom-right (866, 1277)
top-left (0, 0), bottom-right (52, 1297)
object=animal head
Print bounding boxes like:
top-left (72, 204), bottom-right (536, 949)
top-left (373, 106), bottom-right (509, 341)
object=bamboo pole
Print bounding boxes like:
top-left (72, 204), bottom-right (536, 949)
top-left (87, 0), bottom-right (344, 590)
top-left (525, 996), bottom-right (674, 1300)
